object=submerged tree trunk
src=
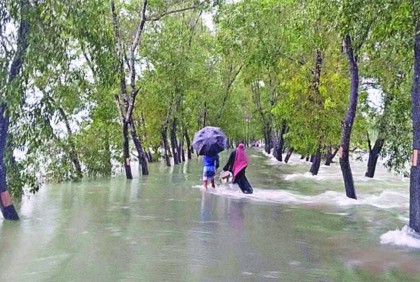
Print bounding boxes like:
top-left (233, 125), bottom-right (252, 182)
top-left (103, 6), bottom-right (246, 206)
top-left (170, 119), bottom-right (180, 165)
top-left (185, 130), bottom-right (192, 160)
top-left (279, 122), bottom-right (287, 161)
top-left (104, 137), bottom-right (112, 175)
top-left (339, 34), bottom-right (359, 200)
top-left (365, 138), bottom-right (384, 178)
top-left (410, 17), bottom-right (420, 233)
top-left (285, 148), bottom-right (294, 163)
top-left (57, 107), bottom-right (83, 179)
top-left (111, 0), bottom-right (148, 179)
top-left (309, 147), bottom-right (322, 176)
top-left (273, 123), bottom-right (287, 162)
top-left (130, 122), bottom-right (149, 175)
top-left (161, 127), bottom-right (171, 167)
top-left (122, 122), bottom-right (133, 179)
top-left (273, 137), bottom-right (281, 161)
top-left (179, 140), bottom-right (185, 162)
top-left (0, 0), bottom-right (31, 220)
top-left (0, 108), bottom-right (19, 220)
top-left (140, 112), bottom-right (153, 165)
top-left (325, 146), bottom-right (339, 166)
top-left (263, 123), bottom-right (272, 154)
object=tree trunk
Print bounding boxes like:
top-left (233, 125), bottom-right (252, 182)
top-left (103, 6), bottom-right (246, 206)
top-left (309, 147), bottom-right (322, 176)
top-left (300, 155), bottom-right (305, 160)
top-left (279, 122), bottom-right (287, 158)
top-left (325, 146), bottom-right (339, 166)
top-left (409, 17), bottom-right (420, 233)
top-left (285, 148), bottom-right (294, 163)
top-left (0, 108), bottom-right (19, 220)
top-left (57, 107), bottom-right (83, 179)
top-left (140, 112), bottom-right (152, 164)
top-left (263, 123), bottom-right (272, 154)
top-left (0, 0), bottom-right (31, 220)
top-left (273, 123), bottom-right (287, 161)
top-left (179, 140), bottom-right (185, 162)
top-left (339, 34), bottom-right (359, 200)
top-left (122, 122), bottom-right (133, 179)
top-left (161, 127), bottom-right (171, 166)
top-left (111, 0), bottom-right (148, 179)
top-left (170, 119), bottom-right (179, 165)
top-left (305, 156), bottom-right (310, 162)
top-left (365, 138), bottom-right (384, 178)
top-left (273, 139), bottom-right (281, 161)
top-left (129, 122), bottom-right (149, 175)
top-left (185, 130), bottom-right (192, 160)
top-left (147, 150), bottom-right (153, 162)
top-left (202, 101), bottom-right (207, 128)
top-left (104, 137), bottom-right (112, 175)
top-left (310, 154), bottom-right (315, 163)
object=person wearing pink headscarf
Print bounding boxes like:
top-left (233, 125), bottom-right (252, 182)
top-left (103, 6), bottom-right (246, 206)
top-left (222, 143), bottom-right (253, 194)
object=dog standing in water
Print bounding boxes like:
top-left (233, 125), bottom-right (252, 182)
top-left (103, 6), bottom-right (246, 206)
top-left (220, 170), bottom-right (232, 184)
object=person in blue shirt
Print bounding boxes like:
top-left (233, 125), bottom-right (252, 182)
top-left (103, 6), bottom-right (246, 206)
top-left (203, 154), bottom-right (219, 189)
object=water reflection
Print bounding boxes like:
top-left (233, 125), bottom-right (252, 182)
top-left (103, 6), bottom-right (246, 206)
top-left (2, 149), bottom-right (420, 281)
top-left (199, 191), bottom-right (215, 222)
top-left (226, 199), bottom-right (245, 231)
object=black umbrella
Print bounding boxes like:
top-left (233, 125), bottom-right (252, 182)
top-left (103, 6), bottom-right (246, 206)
top-left (192, 126), bottom-right (227, 156)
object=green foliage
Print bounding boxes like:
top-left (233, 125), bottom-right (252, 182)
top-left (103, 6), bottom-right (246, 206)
top-left (1, 0), bottom-right (419, 197)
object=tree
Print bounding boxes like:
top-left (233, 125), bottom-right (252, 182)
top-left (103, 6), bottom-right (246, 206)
top-left (409, 2), bottom-right (420, 233)
top-left (0, 0), bottom-right (32, 220)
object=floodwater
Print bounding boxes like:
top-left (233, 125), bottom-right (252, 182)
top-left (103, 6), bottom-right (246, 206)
top-left (1, 149), bottom-right (420, 281)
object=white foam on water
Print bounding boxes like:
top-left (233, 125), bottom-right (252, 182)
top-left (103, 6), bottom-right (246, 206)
top-left (258, 148), bottom-right (409, 185)
top-left (266, 158), bottom-right (283, 166)
top-left (284, 172), bottom-right (341, 181)
top-left (261, 152), bottom-right (305, 167)
top-left (283, 173), bottom-right (302, 181)
top-left (360, 190), bottom-right (409, 209)
top-left (193, 185), bottom-right (408, 210)
top-left (261, 150), bottom-right (271, 158)
top-left (398, 215), bottom-right (409, 223)
top-left (380, 225), bottom-right (420, 249)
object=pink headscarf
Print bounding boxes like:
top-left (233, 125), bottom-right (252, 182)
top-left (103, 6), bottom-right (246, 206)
top-left (233, 144), bottom-right (248, 180)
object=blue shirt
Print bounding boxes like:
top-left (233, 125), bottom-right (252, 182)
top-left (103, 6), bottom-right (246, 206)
top-left (203, 155), bottom-right (219, 172)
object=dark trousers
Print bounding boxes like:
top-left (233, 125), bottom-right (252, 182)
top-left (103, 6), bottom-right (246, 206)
top-left (234, 168), bottom-right (253, 194)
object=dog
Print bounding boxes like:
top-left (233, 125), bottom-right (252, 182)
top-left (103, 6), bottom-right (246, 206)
top-left (220, 171), bottom-right (232, 184)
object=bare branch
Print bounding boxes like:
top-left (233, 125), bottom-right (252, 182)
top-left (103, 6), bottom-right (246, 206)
top-left (355, 17), bottom-right (377, 54)
top-left (130, 0), bottom-right (148, 63)
top-left (215, 63), bottom-right (243, 120)
top-left (8, 0), bottom-right (30, 84)
top-left (110, 0), bottom-right (124, 62)
top-left (147, 1), bottom-right (209, 22)
top-left (80, 42), bottom-right (96, 79)
top-left (126, 0), bottom-right (148, 123)
top-left (110, 0), bottom-right (129, 119)
top-left (188, 10), bottom-right (203, 48)
top-left (114, 94), bottom-right (125, 125)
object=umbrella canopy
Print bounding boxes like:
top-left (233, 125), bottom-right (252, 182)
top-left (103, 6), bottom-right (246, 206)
top-left (192, 126), bottom-right (227, 156)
